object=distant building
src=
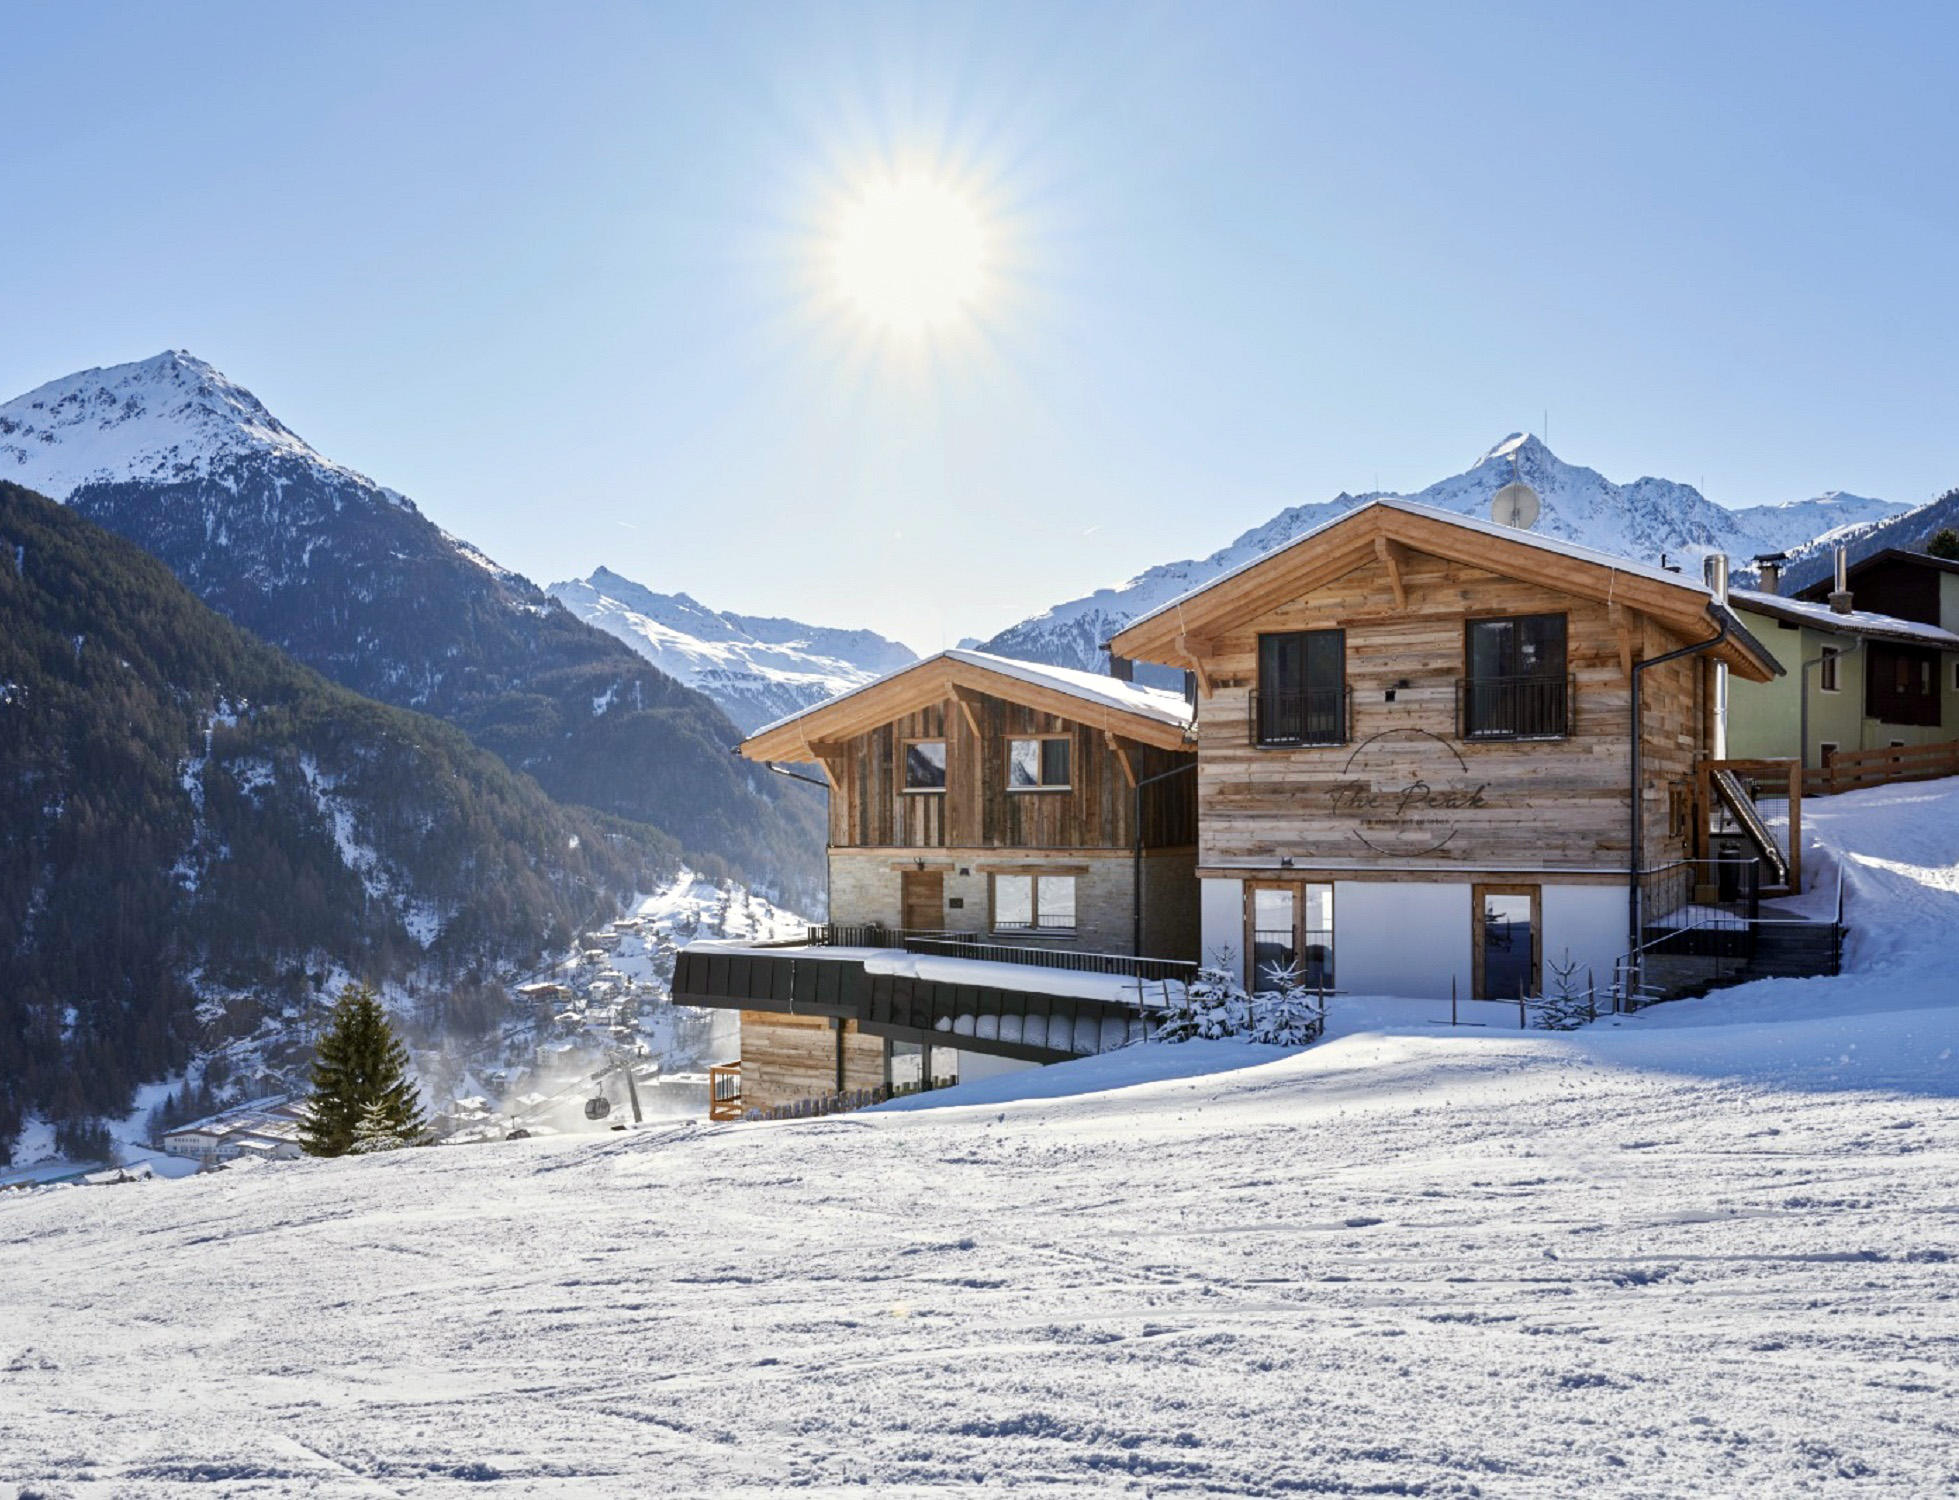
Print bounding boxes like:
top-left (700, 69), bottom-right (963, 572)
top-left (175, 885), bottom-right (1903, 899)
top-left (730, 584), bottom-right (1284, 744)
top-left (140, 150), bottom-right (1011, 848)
top-left (161, 1097), bottom-right (309, 1165)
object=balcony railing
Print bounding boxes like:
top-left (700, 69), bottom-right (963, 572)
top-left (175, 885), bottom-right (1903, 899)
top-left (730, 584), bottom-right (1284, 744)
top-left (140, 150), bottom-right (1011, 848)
top-left (1251, 687), bottom-right (1349, 747)
top-left (1456, 673), bottom-right (1572, 741)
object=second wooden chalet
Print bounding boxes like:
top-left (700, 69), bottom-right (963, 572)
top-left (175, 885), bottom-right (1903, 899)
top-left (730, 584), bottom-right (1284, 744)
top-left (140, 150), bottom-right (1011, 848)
top-left (738, 649), bottom-right (1200, 957)
top-left (1108, 499), bottom-right (1783, 1002)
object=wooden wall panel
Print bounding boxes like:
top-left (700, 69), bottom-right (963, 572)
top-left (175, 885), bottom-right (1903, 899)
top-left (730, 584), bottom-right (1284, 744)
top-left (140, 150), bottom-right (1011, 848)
top-left (1193, 550), bottom-right (1704, 873)
top-left (829, 690), bottom-right (1195, 852)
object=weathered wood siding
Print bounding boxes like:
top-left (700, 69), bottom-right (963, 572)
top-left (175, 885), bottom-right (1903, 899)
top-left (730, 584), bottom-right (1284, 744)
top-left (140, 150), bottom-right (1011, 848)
top-left (739, 1011), bottom-right (885, 1114)
top-left (1195, 551), bottom-right (1705, 873)
top-left (830, 692), bottom-right (1195, 851)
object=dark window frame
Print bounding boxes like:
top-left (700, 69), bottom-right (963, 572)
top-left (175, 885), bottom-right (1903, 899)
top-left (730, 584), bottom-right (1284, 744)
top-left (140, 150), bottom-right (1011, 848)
top-left (1253, 628), bottom-right (1348, 747)
top-left (1461, 613), bottom-right (1570, 741)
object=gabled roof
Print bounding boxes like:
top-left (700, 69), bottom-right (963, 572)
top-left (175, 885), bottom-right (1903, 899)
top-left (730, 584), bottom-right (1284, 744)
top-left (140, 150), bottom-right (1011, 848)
top-left (740, 648), bottom-right (1195, 762)
top-left (1108, 497), bottom-right (1782, 682)
top-left (1730, 588), bottom-right (1959, 652)
top-left (1792, 547), bottom-right (1959, 602)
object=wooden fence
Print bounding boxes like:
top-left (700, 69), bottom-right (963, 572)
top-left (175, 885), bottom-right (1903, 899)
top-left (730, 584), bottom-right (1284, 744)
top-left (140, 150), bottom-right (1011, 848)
top-left (1805, 740), bottom-right (1959, 797)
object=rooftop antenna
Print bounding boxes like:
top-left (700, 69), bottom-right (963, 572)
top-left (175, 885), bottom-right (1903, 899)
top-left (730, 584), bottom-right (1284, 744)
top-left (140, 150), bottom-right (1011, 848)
top-left (1491, 444), bottom-right (1540, 530)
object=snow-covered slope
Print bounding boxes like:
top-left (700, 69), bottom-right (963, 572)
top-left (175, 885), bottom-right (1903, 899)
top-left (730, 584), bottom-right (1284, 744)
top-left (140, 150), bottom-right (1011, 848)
top-left (4, 780), bottom-right (1955, 1496)
top-left (0, 350), bottom-right (369, 499)
top-left (549, 567), bottom-right (916, 731)
top-left (1776, 482), bottom-right (1959, 594)
top-left (985, 435), bottom-right (1909, 673)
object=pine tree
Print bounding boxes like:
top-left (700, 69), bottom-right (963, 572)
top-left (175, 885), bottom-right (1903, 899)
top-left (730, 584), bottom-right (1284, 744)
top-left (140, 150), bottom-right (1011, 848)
top-left (1157, 950), bottom-right (1254, 1042)
top-left (1927, 528), bottom-right (1959, 561)
top-left (300, 982), bottom-right (427, 1156)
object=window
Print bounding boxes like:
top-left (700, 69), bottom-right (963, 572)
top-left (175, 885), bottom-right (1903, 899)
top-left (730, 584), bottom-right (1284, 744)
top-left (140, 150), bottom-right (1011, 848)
top-left (1245, 883), bottom-right (1333, 990)
top-left (1866, 643), bottom-right (1941, 727)
top-left (1255, 630), bottom-right (1346, 746)
top-left (903, 739), bottom-right (946, 791)
top-left (1463, 614), bottom-right (1568, 739)
top-left (1952, 660), bottom-right (1959, 693)
top-left (1818, 648), bottom-right (1840, 693)
top-left (992, 873), bottom-right (1077, 931)
top-left (1007, 736), bottom-right (1071, 790)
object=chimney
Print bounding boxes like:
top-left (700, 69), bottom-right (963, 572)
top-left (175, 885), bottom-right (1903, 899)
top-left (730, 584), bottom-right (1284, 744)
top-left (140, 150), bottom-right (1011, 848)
top-left (1753, 552), bottom-right (1785, 596)
top-left (1107, 653), bottom-right (1135, 683)
top-left (1702, 552), bottom-right (1729, 605)
top-left (1828, 545), bottom-right (1854, 615)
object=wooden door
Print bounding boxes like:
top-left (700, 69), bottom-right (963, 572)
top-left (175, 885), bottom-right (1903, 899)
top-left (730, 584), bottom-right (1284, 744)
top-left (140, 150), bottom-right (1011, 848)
top-left (901, 869), bottom-right (944, 933)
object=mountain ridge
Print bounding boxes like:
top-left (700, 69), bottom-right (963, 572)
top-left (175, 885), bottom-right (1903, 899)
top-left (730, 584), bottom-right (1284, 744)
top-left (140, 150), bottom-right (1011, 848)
top-left (982, 434), bottom-right (1912, 673)
top-left (549, 566), bottom-right (918, 731)
top-left (0, 352), bottom-right (825, 906)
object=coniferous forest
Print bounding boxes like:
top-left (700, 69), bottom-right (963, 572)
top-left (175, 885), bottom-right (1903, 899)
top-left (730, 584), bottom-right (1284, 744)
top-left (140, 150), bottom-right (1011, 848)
top-left (0, 482), bottom-right (682, 1156)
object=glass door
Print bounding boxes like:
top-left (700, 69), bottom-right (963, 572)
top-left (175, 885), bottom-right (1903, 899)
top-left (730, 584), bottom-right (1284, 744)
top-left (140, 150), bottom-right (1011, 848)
top-left (1475, 885), bottom-right (1539, 1000)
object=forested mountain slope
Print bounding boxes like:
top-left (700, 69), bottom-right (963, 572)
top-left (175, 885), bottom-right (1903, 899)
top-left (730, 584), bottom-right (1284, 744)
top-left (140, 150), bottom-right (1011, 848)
top-left (0, 482), bottom-right (675, 1157)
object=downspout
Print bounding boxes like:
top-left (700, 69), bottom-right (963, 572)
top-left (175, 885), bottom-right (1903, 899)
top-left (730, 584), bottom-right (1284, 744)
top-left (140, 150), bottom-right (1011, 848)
top-left (754, 753), bottom-right (833, 923)
top-left (1798, 634), bottom-right (1862, 771)
top-left (1629, 611), bottom-right (1732, 951)
top-left (1132, 758), bottom-right (1198, 958)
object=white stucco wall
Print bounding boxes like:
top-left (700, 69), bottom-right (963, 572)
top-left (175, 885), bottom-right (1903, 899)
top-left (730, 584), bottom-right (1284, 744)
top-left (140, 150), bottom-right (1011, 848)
top-left (952, 1049), bottom-right (1040, 1085)
top-left (1333, 881), bottom-right (1472, 999)
top-left (1539, 884), bottom-right (1630, 999)
top-left (1199, 877), bottom-right (1244, 968)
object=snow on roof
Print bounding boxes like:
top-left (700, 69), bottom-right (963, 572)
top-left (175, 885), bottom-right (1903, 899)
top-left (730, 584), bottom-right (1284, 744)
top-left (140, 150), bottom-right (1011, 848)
top-left (745, 647), bottom-right (1193, 741)
top-left (1729, 588), bottom-right (1959, 650)
top-left (1119, 496), bottom-right (1724, 639)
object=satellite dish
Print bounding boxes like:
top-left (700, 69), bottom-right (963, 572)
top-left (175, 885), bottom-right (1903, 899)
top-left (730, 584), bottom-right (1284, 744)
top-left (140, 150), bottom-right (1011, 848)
top-left (1491, 480), bottom-right (1540, 530)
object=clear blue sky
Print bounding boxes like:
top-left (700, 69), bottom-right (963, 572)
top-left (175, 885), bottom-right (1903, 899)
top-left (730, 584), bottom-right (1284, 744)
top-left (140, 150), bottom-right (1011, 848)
top-left (4, 2), bottom-right (1957, 650)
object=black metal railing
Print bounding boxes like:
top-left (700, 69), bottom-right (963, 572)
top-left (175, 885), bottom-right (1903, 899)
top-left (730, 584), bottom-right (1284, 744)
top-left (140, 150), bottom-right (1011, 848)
top-left (1456, 673), bottom-right (1572, 741)
top-left (1251, 687), bottom-right (1349, 747)
top-left (903, 935), bottom-right (1198, 985)
top-left (804, 923), bottom-right (966, 948)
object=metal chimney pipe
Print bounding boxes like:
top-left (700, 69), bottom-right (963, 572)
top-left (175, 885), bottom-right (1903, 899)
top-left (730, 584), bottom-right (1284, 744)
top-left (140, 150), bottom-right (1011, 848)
top-left (1829, 545), bottom-right (1854, 615)
top-left (1702, 552), bottom-right (1729, 604)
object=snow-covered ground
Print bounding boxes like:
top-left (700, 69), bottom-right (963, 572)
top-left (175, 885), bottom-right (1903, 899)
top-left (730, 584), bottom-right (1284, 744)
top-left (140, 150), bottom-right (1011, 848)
top-left (3, 782), bottom-right (1956, 1496)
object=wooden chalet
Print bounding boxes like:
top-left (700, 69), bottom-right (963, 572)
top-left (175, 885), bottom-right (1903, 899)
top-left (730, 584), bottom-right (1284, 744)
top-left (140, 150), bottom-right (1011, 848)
top-left (1108, 498), bottom-right (1784, 1003)
top-left (676, 649), bottom-right (1199, 1117)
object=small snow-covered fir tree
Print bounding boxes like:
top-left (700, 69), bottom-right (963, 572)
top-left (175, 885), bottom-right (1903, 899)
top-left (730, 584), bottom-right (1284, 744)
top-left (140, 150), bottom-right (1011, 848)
top-left (1532, 948), bottom-right (1591, 1031)
top-left (1251, 960), bottom-right (1327, 1046)
top-left (301, 981), bottom-right (428, 1156)
top-left (346, 1098), bottom-right (409, 1155)
top-left (1156, 949), bottom-right (1253, 1042)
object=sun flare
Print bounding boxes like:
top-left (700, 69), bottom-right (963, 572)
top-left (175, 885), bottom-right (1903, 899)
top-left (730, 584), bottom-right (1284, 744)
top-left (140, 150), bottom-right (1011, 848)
top-left (833, 174), bottom-right (986, 335)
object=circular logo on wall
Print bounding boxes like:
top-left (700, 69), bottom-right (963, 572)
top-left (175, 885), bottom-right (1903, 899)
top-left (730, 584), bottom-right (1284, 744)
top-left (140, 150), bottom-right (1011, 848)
top-left (1326, 728), bottom-right (1490, 857)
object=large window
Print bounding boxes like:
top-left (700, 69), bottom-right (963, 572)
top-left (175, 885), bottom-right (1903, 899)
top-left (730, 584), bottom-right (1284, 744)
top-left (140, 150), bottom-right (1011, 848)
top-left (904, 739), bottom-right (947, 791)
top-left (993, 873), bottom-right (1077, 931)
top-left (1007, 736), bottom-right (1071, 790)
top-left (1255, 630), bottom-right (1346, 746)
top-left (1463, 614), bottom-right (1568, 739)
top-left (1246, 883), bottom-right (1333, 990)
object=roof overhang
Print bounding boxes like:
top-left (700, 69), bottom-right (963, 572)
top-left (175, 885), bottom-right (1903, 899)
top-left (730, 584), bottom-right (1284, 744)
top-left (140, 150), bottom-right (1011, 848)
top-left (1108, 501), bottom-right (1783, 684)
top-left (740, 653), bottom-right (1195, 763)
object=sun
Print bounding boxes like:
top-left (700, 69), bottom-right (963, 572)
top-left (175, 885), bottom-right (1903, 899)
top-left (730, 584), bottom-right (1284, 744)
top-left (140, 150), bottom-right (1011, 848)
top-left (832, 174), bottom-right (986, 335)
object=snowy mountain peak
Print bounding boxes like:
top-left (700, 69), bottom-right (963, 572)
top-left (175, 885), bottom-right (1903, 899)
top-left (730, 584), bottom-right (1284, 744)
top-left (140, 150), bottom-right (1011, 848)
top-left (549, 568), bottom-right (918, 732)
top-left (0, 349), bottom-right (363, 502)
top-left (982, 435), bottom-right (1912, 676)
